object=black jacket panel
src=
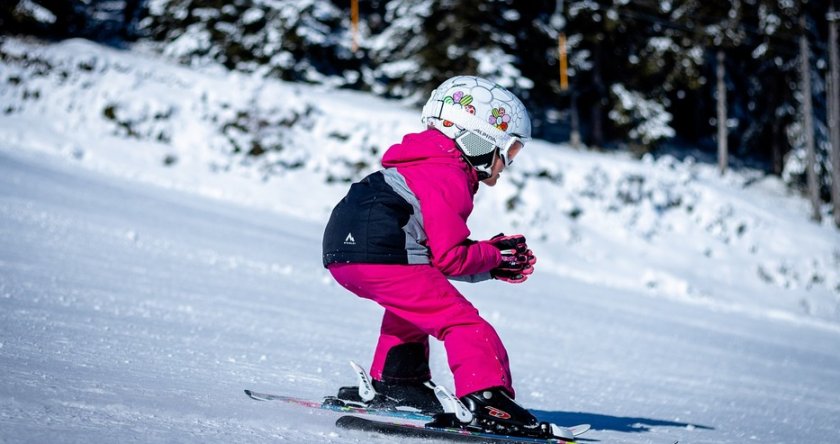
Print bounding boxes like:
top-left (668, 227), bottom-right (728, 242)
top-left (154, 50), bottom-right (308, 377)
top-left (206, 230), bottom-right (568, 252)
top-left (323, 171), bottom-right (417, 266)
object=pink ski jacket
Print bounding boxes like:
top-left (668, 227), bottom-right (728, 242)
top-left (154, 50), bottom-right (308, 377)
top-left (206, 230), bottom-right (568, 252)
top-left (323, 129), bottom-right (501, 280)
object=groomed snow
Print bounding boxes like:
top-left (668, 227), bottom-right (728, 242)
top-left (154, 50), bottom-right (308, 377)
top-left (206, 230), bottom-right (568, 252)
top-left (1, 38), bottom-right (839, 443)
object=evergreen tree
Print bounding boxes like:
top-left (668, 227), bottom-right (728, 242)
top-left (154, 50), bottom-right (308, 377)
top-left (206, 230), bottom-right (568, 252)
top-left (366, 0), bottom-right (435, 98)
top-left (1, 0), bottom-right (142, 43)
top-left (414, 0), bottom-right (534, 96)
top-left (558, 0), bottom-right (671, 148)
top-left (4, 0), bottom-right (836, 203)
top-left (138, 0), bottom-right (360, 82)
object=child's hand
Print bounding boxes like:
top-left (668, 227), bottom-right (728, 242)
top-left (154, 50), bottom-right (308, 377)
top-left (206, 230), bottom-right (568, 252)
top-left (488, 234), bottom-right (537, 283)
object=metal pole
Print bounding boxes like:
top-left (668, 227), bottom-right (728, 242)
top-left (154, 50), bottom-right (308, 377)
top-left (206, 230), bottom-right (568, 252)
top-left (351, 0), bottom-right (359, 53)
top-left (559, 33), bottom-right (568, 91)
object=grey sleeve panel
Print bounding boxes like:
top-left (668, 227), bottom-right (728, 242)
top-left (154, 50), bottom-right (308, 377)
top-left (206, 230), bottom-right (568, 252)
top-left (382, 168), bottom-right (430, 265)
top-left (448, 272), bottom-right (494, 283)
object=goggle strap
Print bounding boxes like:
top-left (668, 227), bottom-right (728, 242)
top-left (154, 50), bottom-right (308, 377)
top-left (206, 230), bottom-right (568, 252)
top-left (425, 101), bottom-right (524, 170)
top-left (426, 101), bottom-right (513, 149)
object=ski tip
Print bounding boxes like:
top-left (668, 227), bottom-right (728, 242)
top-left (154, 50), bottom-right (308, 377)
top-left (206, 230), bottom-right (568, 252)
top-left (244, 389), bottom-right (266, 401)
top-left (552, 423), bottom-right (590, 438)
top-left (569, 423), bottom-right (591, 436)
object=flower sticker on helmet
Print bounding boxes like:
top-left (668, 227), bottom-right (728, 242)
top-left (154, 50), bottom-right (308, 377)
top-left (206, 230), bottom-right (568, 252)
top-left (454, 91), bottom-right (473, 106)
top-left (443, 91), bottom-right (475, 127)
top-left (490, 107), bottom-right (510, 132)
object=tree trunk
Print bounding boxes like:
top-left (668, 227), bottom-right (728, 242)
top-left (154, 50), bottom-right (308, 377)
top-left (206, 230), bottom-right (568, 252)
top-left (570, 90), bottom-right (581, 149)
top-left (766, 75), bottom-right (784, 175)
top-left (772, 117), bottom-right (783, 176)
top-left (800, 16), bottom-right (821, 222)
top-left (590, 40), bottom-right (605, 148)
top-left (828, 6), bottom-right (840, 228)
top-left (717, 49), bottom-right (729, 176)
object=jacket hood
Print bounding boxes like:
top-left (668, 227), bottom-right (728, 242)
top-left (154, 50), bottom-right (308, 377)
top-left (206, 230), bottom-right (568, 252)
top-left (381, 129), bottom-right (478, 187)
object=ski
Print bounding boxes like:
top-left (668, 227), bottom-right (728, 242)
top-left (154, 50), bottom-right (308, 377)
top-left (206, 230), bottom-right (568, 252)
top-left (335, 415), bottom-right (591, 444)
top-left (243, 389), bottom-right (432, 421)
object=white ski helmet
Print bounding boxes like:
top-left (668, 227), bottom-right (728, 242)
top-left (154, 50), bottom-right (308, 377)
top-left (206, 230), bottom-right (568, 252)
top-left (421, 76), bottom-right (531, 179)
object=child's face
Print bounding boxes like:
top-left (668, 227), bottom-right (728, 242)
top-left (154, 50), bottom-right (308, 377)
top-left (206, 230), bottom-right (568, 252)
top-left (481, 141), bottom-right (523, 187)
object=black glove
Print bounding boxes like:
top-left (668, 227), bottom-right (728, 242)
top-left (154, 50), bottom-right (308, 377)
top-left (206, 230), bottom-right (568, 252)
top-left (487, 233), bottom-right (536, 283)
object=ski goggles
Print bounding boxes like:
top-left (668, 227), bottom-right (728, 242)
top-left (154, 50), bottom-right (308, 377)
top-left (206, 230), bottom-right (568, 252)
top-left (499, 138), bottom-right (524, 167)
top-left (431, 102), bottom-right (527, 167)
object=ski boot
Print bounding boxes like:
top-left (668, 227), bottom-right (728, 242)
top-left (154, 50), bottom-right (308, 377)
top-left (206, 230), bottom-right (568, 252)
top-left (460, 388), bottom-right (544, 436)
top-left (325, 361), bottom-right (443, 414)
top-left (331, 379), bottom-right (443, 414)
top-left (429, 387), bottom-right (574, 441)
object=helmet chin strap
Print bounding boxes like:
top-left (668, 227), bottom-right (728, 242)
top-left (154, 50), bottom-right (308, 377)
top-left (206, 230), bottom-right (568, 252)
top-left (455, 139), bottom-right (495, 180)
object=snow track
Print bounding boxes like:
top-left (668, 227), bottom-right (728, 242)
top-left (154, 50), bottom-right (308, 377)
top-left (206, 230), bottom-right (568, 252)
top-left (2, 149), bottom-right (840, 443)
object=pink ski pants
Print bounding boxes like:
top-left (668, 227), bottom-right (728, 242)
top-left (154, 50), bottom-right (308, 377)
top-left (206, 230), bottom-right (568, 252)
top-left (328, 263), bottom-right (513, 398)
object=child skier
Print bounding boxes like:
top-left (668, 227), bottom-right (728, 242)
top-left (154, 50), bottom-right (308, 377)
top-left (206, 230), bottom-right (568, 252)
top-left (322, 76), bottom-right (545, 437)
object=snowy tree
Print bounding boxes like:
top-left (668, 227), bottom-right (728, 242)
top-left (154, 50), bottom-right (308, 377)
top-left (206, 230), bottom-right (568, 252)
top-left (5, 0), bottom-right (839, 220)
top-left (609, 83), bottom-right (675, 147)
top-left (366, 0), bottom-right (434, 98)
top-left (138, 0), bottom-right (360, 83)
top-left (1, 0), bottom-right (142, 42)
top-left (410, 0), bottom-right (535, 100)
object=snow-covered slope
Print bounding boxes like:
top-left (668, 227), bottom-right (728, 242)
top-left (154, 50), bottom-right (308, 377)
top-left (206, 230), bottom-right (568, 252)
top-left (1, 38), bottom-right (840, 443)
top-left (3, 138), bottom-right (840, 444)
top-left (2, 37), bottom-right (837, 327)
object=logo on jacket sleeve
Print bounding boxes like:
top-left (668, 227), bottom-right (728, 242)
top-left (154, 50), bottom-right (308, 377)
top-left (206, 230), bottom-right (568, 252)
top-left (344, 232), bottom-right (356, 245)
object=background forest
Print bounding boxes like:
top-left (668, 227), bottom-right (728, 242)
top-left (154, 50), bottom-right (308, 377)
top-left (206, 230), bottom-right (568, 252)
top-left (1, 4), bottom-right (840, 443)
top-left (2, 0), bottom-right (839, 222)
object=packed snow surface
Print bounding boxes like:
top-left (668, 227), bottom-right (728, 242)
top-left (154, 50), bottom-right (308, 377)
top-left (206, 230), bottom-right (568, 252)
top-left (1, 38), bottom-right (840, 443)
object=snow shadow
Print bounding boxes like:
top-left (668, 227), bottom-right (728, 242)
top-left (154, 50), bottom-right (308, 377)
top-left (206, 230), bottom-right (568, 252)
top-left (533, 409), bottom-right (714, 435)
